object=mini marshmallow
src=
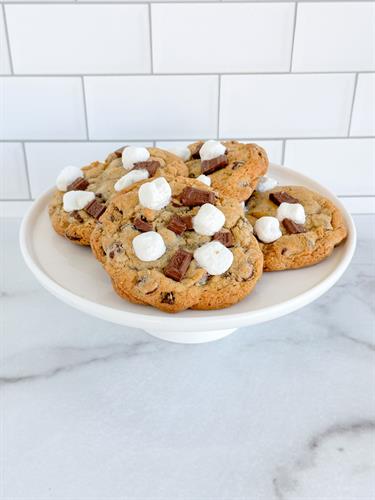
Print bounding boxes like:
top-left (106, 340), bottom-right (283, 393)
top-left (196, 174), bottom-right (211, 187)
top-left (257, 176), bottom-right (278, 192)
top-left (194, 241), bottom-right (233, 276)
top-left (114, 169), bottom-right (149, 192)
top-left (132, 231), bottom-right (166, 262)
top-left (193, 203), bottom-right (225, 236)
top-left (122, 146), bottom-right (150, 170)
top-left (56, 166), bottom-right (83, 191)
top-left (63, 190), bottom-right (95, 212)
top-left (138, 177), bottom-right (172, 210)
top-left (166, 146), bottom-right (191, 162)
top-left (199, 140), bottom-right (226, 161)
top-left (277, 202), bottom-right (306, 224)
top-left (254, 216), bottom-right (282, 243)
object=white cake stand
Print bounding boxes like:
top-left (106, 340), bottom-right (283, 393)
top-left (20, 164), bottom-right (356, 344)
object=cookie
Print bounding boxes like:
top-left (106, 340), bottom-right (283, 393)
top-left (49, 146), bottom-right (188, 246)
top-left (91, 176), bottom-right (263, 313)
top-left (185, 140), bottom-right (268, 201)
top-left (246, 185), bottom-right (347, 271)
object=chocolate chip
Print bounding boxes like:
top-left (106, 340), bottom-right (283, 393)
top-left (133, 160), bottom-right (160, 177)
top-left (67, 177), bottom-right (89, 191)
top-left (269, 192), bottom-right (299, 206)
top-left (179, 187), bottom-right (215, 207)
top-left (190, 142), bottom-right (203, 159)
top-left (232, 160), bottom-right (245, 170)
top-left (212, 230), bottom-right (234, 247)
top-left (282, 218), bottom-right (306, 234)
top-left (66, 234), bottom-right (81, 241)
top-left (84, 199), bottom-right (106, 220)
top-left (161, 291), bottom-right (175, 305)
top-left (164, 249), bottom-right (193, 282)
top-left (180, 215), bottom-right (193, 230)
top-left (167, 215), bottom-right (187, 235)
top-left (134, 218), bottom-right (153, 232)
top-left (71, 210), bottom-right (84, 223)
top-left (201, 155), bottom-right (228, 175)
top-left (108, 242), bottom-right (123, 258)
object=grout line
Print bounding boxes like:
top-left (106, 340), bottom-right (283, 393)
top-left (281, 140), bottom-right (286, 164)
top-left (347, 72), bottom-right (359, 137)
top-left (216, 75), bottom-right (221, 139)
top-left (289, 2), bottom-right (298, 73)
top-left (148, 3), bottom-right (154, 74)
top-left (2, 71), bottom-right (375, 77)
top-left (2, 4), bottom-right (14, 74)
top-left (80, 76), bottom-right (90, 140)
top-left (21, 142), bottom-right (32, 199)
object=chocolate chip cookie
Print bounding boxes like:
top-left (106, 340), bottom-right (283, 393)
top-left (49, 147), bottom-right (188, 246)
top-left (186, 140), bottom-right (268, 201)
top-left (91, 176), bottom-right (263, 313)
top-left (246, 186), bottom-right (347, 271)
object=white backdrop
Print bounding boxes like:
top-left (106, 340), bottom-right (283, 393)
top-left (1, 0), bottom-right (374, 215)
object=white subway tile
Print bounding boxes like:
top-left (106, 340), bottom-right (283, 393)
top-left (220, 74), bottom-right (355, 139)
top-left (26, 141), bottom-right (152, 197)
top-left (0, 143), bottom-right (29, 199)
top-left (284, 139), bottom-right (375, 196)
top-left (152, 3), bottom-right (294, 73)
top-left (340, 197), bottom-right (375, 215)
top-left (293, 3), bottom-right (375, 72)
top-left (350, 74), bottom-right (375, 137)
top-left (6, 5), bottom-right (150, 74)
top-left (1, 9), bottom-right (11, 74)
top-left (0, 78), bottom-right (86, 140)
top-left (85, 76), bottom-right (218, 140)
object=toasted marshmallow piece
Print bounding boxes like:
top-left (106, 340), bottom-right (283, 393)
top-left (122, 146), bottom-right (150, 170)
top-left (196, 174), bottom-right (211, 187)
top-left (254, 216), bottom-right (282, 243)
top-left (277, 202), bottom-right (306, 224)
top-left (194, 241), bottom-right (233, 275)
top-left (138, 177), bottom-right (172, 210)
top-left (166, 146), bottom-right (191, 162)
top-left (257, 176), bottom-right (278, 192)
top-left (199, 140), bottom-right (226, 161)
top-left (193, 203), bottom-right (225, 236)
top-left (132, 231), bottom-right (166, 262)
top-left (114, 169), bottom-right (149, 192)
top-left (63, 190), bottom-right (95, 212)
top-left (56, 166), bottom-right (83, 191)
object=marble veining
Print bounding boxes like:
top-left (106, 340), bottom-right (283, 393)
top-left (1, 216), bottom-right (374, 499)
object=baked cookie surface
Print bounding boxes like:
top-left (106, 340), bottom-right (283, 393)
top-left (91, 176), bottom-right (263, 313)
top-left (186, 140), bottom-right (268, 201)
top-left (49, 147), bottom-right (188, 246)
top-left (246, 186), bottom-right (347, 271)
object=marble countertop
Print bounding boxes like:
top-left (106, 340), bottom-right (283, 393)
top-left (1, 215), bottom-right (374, 500)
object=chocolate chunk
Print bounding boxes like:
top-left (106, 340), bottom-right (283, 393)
top-left (180, 215), bottom-right (193, 230)
top-left (212, 230), bottom-right (234, 247)
top-left (282, 218), bottom-right (306, 234)
top-left (133, 160), bottom-right (160, 177)
top-left (201, 155), bottom-right (228, 175)
top-left (71, 210), bottom-right (84, 223)
top-left (84, 199), bottom-right (106, 220)
top-left (190, 142), bottom-right (203, 160)
top-left (67, 177), bottom-right (89, 192)
top-left (160, 291), bottom-right (175, 305)
top-left (164, 249), bottom-right (193, 282)
top-left (269, 192), bottom-right (299, 206)
top-left (167, 215), bottom-right (187, 235)
top-left (179, 187), bottom-right (215, 207)
top-left (134, 218), bottom-right (153, 232)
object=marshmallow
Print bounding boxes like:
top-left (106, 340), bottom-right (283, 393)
top-left (166, 146), bottom-right (191, 162)
top-left (254, 216), bottom-right (282, 243)
top-left (114, 169), bottom-right (149, 192)
top-left (277, 202), bottom-right (306, 224)
top-left (122, 146), bottom-right (150, 170)
top-left (194, 241), bottom-right (233, 276)
top-left (132, 231), bottom-right (166, 262)
top-left (138, 177), bottom-right (172, 210)
top-left (256, 176), bottom-right (278, 192)
top-left (193, 203), bottom-right (225, 236)
top-left (199, 140), bottom-right (226, 161)
top-left (56, 166), bottom-right (83, 191)
top-left (63, 190), bottom-right (95, 212)
top-left (196, 174), bottom-right (211, 187)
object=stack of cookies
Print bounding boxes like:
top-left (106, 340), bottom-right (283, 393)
top-left (49, 140), bottom-right (347, 313)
